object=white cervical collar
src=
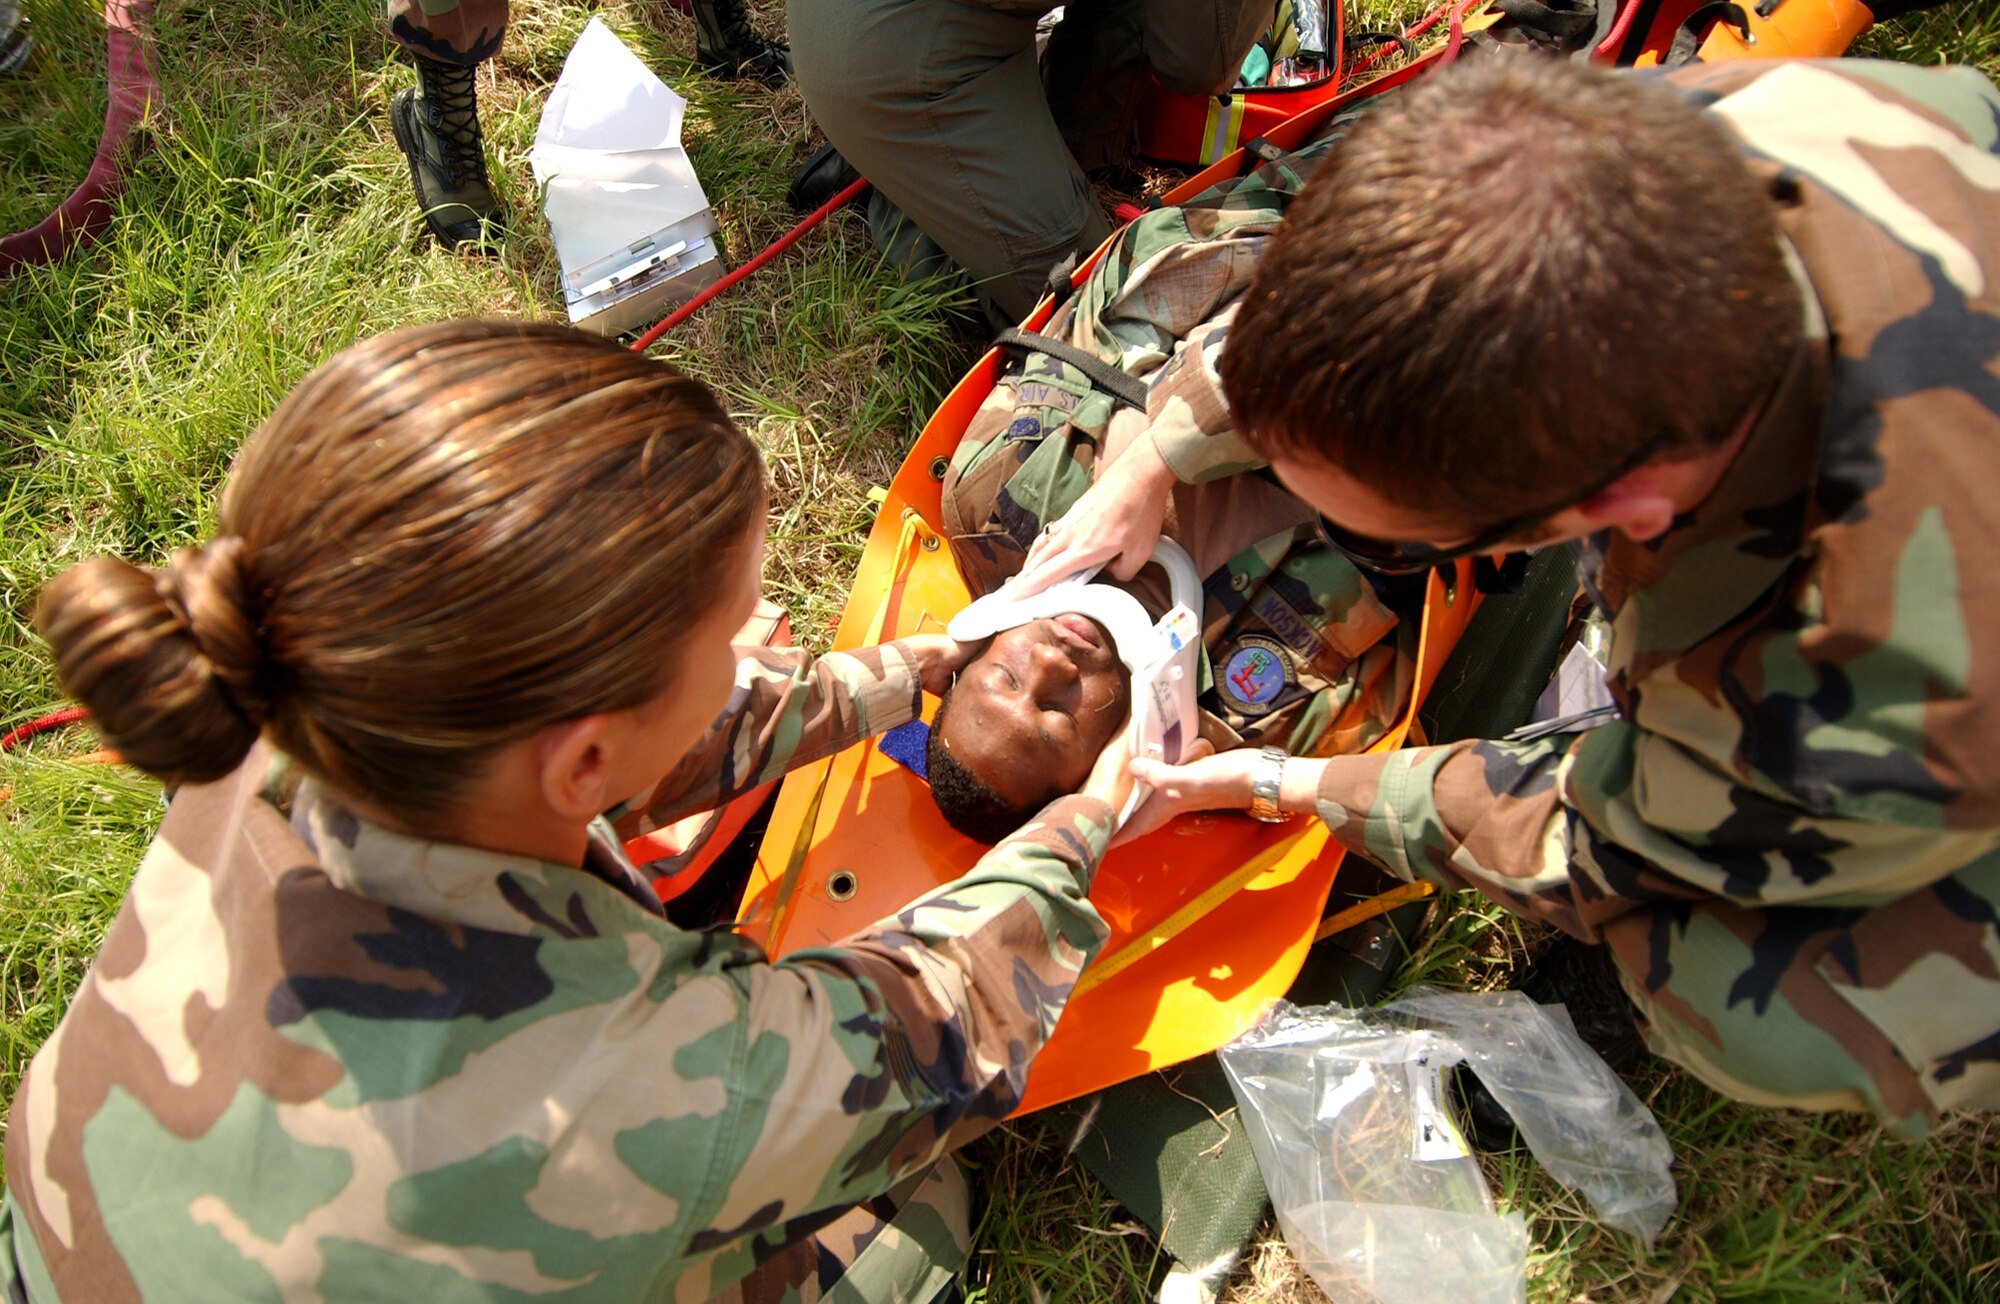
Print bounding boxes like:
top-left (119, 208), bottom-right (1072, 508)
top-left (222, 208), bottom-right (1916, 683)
top-left (948, 538), bottom-right (1204, 821)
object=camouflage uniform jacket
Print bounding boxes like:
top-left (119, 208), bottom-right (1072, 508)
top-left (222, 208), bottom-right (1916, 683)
top-left (0, 644), bottom-right (1116, 1301)
top-left (1306, 61), bottom-right (2000, 1136)
top-left (940, 121), bottom-right (1414, 758)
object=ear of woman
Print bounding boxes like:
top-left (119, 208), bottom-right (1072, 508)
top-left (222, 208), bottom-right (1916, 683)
top-left (537, 715), bottom-right (621, 825)
top-left (446, 518), bottom-right (767, 867)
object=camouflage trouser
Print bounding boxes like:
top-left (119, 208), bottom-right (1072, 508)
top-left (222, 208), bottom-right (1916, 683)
top-left (1589, 870), bottom-right (2000, 1141)
top-left (387, 0), bottom-right (508, 67)
top-left (712, 1160), bottom-right (970, 1304)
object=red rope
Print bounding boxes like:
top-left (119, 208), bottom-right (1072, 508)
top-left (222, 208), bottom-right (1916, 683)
top-left (629, 176), bottom-right (872, 353)
top-left (1439, 0), bottom-right (1486, 65)
top-left (1, 707), bottom-right (89, 754)
top-left (1404, 0), bottom-right (1463, 43)
top-left (0, 1), bottom-right (158, 274)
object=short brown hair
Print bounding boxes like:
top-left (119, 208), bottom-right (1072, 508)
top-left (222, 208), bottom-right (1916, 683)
top-left (925, 689), bottom-right (1045, 844)
top-left (36, 321), bottom-right (764, 831)
top-left (1221, 56), bottom-right (1802, 523)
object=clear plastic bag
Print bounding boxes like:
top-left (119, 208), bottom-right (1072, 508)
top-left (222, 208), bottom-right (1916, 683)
top-left (1387, 989), bottom-right (1676, 1245)
top-left (1219, 989), bottom-right (1676, 1304)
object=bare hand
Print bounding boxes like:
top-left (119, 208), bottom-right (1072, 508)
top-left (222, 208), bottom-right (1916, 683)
top-left (905, 633), bottom-right (979, 697)
top-left (1011, 421), bottom-right (1176, 598)
top-left (1113, 739), bottom-right (1241, 844)
top-left (1118, 748), bottom-right (1332, 845)
top-left (1080, 729), bottom-right (1139, 821)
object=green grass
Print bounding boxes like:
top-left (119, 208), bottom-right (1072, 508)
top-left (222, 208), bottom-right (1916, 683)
top-left (5, 1), bottom-right (1999, 1301)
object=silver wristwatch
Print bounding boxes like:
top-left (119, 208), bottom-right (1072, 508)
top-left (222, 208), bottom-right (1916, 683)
top-left (1247, 745), bottom-right (1293, 823)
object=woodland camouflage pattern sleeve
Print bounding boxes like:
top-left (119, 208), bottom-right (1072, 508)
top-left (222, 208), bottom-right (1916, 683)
top-left (616, 642), bottom-right (924, 839)
top-left (1147, 303), bottom-right (1270, 484)
top-left (1, 746), bottom-right (1114, 1301)
top-left (670, 791), bottom-right (1118, 1296)
top-left (1311, 61), bottom-right (2000, 1138)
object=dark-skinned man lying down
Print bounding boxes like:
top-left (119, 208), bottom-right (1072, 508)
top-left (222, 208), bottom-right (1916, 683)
top-left (925, 311), bottom-right (1421, 843)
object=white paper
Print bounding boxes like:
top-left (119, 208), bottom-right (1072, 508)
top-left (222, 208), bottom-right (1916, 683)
top-left (530, 19), bottom-right (714, 293)
top-left (536, 18), bottom-right (684, 153)
top-left (1533, 637), bottom-right (1615, 724)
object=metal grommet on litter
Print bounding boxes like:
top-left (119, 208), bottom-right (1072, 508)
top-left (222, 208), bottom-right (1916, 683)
top-left (826, 870), bottom-right (858, 902)
top-left (929, 455), bottom-right (950, 481)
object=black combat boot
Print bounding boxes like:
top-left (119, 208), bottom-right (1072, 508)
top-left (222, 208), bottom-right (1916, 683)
top-left (390, 53), bottom-right (502, 250)
top-left (692, 0), bottom-right (790, 85)
top-left (785, 140), bottom-right (861, 214)
top-left (1, 0), bottom-right (32, 77)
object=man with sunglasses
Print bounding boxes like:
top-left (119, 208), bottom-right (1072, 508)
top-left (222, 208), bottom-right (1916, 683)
top-left (1098, 54), bottom-right (2000, 1137)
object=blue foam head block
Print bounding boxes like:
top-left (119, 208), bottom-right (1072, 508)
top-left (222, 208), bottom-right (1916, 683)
top-left (877, 719), bottom-right (929, 781)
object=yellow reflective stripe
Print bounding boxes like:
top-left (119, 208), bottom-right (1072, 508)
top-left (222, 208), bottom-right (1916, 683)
top-left (1200, 96), bottom-right (1247, 166)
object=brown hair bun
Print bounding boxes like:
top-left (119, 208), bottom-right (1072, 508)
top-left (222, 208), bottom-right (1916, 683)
top-left (37, 321), bottom-right (765, 831)
top-left (35, 537), bottom-right (271, 785)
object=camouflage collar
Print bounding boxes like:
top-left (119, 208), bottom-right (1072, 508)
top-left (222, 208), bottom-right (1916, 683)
top-left (283, 771), bottom-right (667, 937)
top-left (1582, 236), bottom-right (1831, 668)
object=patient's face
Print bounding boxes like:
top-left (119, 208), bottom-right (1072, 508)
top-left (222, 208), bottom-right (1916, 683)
top-left (938, 616), bottom-right (1132, 809)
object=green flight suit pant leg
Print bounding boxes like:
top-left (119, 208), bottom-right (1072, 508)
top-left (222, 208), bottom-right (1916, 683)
top-left (1043, 0), bottom-right (1271, 170)
top-left (386, 0), bottom-right (508, 66)
top-left (790, 0), bottom-right (1262, 326)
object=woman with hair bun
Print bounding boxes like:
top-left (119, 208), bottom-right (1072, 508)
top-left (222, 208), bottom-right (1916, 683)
top-left (2, 320), bottom-right (1134, 1302)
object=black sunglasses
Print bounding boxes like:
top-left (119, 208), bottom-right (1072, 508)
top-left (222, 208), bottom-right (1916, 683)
top-left (1312, 436), bottom-right (1672, 576)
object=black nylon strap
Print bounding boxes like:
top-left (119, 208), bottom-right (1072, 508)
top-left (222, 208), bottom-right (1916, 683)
top-left (1492, 0), bottom-right (1601, 45)
top-left (1239, 135), bottom-right (1289, 177)
top-left (994, 328), bottom-right (1151, 410)
top-left (1344, 29), bottom-right (1420, 59)
top-left (1039, 251), bottom-right (1081, 312)
top-left (1664, 1), bottom-right (1751, 64)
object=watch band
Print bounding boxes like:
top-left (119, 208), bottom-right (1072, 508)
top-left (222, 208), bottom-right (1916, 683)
top-left (1248, 745), bottom-right (1292, 823)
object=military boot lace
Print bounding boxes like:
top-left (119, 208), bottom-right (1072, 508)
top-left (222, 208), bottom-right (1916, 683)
top-left (693, 0), bottom-right (790, 85)
top-left (413, 56), bottom-right (486, 188)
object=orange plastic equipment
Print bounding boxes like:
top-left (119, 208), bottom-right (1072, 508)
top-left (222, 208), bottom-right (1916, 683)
top-left (1138, 2), bottom-right (1504, 166)
top-left (735, 73), bottom-right (1483, 1114)
top-left (1136, 0), bottom-right (1877, 167)
top-left (1691, 0), bottom-right (1875, 63)
top-left (734, 0), bottom-right (1881, 1111)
